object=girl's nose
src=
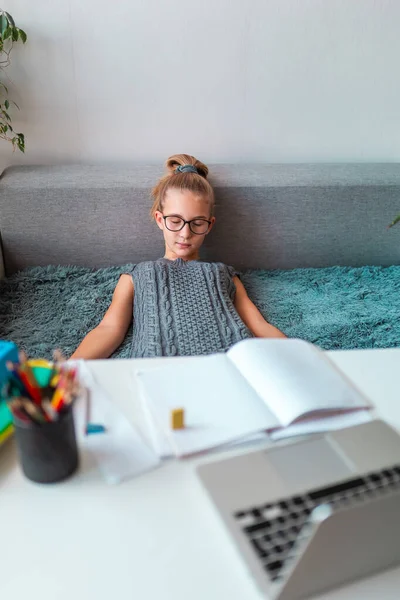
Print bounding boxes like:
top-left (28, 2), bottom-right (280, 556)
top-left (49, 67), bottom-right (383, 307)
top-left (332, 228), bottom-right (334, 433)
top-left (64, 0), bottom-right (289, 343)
top-left (180, 222), bottom-right (192, 237)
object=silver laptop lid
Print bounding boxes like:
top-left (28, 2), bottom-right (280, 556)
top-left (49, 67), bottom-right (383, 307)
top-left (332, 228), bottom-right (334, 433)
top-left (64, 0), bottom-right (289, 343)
top-left (197, 420), bottom-right (400, 599)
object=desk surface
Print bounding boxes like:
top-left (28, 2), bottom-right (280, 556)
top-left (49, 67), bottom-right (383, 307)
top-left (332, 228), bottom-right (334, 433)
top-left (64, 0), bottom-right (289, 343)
top-left (1, 347), bottom-right (400, 600)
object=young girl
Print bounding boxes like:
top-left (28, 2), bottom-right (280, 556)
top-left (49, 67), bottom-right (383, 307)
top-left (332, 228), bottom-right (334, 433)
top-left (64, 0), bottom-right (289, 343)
top-left (70, 154), bottom-right (286, 359)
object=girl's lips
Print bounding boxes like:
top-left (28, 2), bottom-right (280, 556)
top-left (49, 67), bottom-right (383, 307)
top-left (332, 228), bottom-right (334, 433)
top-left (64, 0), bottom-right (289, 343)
top-left (176, 242), bottom-right (190, 248)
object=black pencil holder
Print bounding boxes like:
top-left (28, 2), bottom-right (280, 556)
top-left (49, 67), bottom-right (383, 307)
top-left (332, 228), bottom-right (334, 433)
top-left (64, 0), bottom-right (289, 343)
top-left (13, 407), bottom-right (79, 484)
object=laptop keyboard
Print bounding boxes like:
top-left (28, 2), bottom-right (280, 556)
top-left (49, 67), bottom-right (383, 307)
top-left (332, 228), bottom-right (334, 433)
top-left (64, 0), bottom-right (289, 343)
top-left (234, 464), bottom-right (400, 581)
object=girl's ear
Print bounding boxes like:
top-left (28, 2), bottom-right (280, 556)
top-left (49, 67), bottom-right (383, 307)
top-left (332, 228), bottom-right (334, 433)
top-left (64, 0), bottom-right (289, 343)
top-left (154, 211), bottom-right (164, 231)
top-left (206, 216), bottom-right (216, 234)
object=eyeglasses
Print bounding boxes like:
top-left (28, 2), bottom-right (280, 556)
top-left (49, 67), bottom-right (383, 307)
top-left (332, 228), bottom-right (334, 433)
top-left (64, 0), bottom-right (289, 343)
top-left (162, 215), bottom-right (212, 235)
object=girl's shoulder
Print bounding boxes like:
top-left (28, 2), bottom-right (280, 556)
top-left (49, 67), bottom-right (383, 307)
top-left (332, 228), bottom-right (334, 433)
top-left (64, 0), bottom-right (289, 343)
top-left (120, 261), bottom-right (155, 279)
top-left (205, 261), bottom-right (241, 276)
top-left (126, 259), bottom-right (162, 271)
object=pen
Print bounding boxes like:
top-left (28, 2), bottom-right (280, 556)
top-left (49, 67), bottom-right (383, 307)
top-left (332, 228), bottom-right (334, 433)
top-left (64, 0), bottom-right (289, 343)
top-left (7, 398), bottom-right (32, 424)
top-left (5, 350), bottom-right (81, 428)
top-left (7, 361), bottom-right (42, 405)
top-left (19, 364), bottom-right (43, 404)
top-left (51, 384), bottom-right (65, 411)
top-left (21, 399), bottom-right (47, 424)
top-left (42, 399), bottom-right (58, 421)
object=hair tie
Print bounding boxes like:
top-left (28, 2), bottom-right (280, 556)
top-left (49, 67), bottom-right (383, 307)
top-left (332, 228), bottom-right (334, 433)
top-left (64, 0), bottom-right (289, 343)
top-left (175, 165), bottom-right (198, 175)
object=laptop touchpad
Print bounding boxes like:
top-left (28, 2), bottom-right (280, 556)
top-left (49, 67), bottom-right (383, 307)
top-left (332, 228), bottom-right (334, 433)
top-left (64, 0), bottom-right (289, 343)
top-left (266, 438), bottom-right (354, 492)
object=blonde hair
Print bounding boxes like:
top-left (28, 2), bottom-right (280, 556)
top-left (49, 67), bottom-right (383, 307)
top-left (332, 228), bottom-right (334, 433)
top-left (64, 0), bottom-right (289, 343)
top-left (150, 153), bottom-right (215, 219)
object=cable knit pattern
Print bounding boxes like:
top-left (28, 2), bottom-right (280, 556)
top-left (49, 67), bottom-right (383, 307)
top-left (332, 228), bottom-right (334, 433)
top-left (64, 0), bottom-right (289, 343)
top-left (128, 258), bottom-right (253, 357)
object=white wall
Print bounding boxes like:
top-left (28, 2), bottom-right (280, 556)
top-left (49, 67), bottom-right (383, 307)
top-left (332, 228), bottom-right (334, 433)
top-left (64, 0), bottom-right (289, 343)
top-left (1, 0), bottom-right (399, 168)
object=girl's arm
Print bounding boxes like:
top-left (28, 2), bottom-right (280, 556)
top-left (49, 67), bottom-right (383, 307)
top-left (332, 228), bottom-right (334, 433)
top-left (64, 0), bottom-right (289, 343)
top-left (233, 276), bottom-right (287, 339)
top-left (69, 274), bottom-right (134, 360)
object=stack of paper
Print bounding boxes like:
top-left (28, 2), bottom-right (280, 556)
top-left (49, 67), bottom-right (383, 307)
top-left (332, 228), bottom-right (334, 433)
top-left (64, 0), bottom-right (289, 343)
top-left (135, 338), bottom-right (372, 458)
top-left (73, 361), bottom-right (161, 484)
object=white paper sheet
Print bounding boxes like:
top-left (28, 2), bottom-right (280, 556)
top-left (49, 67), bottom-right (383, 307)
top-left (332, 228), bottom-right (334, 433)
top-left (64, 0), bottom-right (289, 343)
top-left (136, 375), bottom-right (173, 458)
top-left (135, 354), bottom-right (278, 457)
top-left (269, 410), bottom-right (373, 441)
top-left (227, 338), bottom-right (370, 427)
top-left (74, 361), bottom-right (160, 484)
top-left (136, 372), bottom-right (270, 458)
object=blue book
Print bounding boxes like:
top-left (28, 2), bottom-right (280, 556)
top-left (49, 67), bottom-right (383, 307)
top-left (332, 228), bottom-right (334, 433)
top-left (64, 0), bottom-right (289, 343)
top-left (0, 340), bottom-right (19, 443)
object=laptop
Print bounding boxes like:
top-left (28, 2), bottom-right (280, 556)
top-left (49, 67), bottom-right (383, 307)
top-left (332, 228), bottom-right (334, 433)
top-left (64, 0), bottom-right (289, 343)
top-left (197, 420), bottom-right (400, 600)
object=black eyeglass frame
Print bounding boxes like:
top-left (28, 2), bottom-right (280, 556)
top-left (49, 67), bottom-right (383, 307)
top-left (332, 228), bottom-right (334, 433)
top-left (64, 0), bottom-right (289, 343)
top-left (162, 214), bottom-right (212, 235)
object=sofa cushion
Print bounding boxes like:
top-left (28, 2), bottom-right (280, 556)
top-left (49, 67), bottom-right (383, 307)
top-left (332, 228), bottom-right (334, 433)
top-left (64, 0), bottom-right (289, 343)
top-left (1, 164), bottom-right (400, 274)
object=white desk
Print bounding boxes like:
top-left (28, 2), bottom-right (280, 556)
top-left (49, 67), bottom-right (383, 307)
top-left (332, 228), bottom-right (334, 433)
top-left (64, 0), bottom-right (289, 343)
top-left (1, 348), bottom-right (400, 600)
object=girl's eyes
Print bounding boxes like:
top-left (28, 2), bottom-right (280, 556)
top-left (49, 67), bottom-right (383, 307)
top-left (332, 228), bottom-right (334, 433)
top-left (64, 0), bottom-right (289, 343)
top-left (192, 220), bottom-right (205, 227)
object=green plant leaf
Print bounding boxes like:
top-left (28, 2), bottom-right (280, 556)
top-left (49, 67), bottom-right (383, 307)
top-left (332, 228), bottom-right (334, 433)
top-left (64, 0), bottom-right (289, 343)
top-left (4, 12), bottom-right (16, 28)
top-left (0, 14), bottom-right (8, 36)
top-left (3, 26), bottom-right (12, 40)
top-left (18, 28), bottom-right (27, 43)
top-left (0, 12), bottom-right (26, 153)
top-left (388, 214), bottom-right (400, 228)
top-left (17, 133), bottom-right (25, 152)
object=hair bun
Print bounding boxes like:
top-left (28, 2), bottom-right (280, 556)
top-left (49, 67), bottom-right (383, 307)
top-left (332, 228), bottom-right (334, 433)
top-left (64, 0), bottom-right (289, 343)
top-left (165, 153), bottom-right (209, 179)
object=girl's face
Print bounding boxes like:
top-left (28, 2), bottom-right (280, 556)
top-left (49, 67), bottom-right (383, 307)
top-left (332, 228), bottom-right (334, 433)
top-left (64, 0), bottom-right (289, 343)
top-left (155, 188), bottom-right (215, 261)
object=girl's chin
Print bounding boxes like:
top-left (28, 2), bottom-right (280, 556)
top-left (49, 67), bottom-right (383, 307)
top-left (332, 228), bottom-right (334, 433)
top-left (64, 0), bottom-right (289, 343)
top-left (175, 243), bottom-right (192, 252)
top-left (174, 244), bottom-right (198, 259)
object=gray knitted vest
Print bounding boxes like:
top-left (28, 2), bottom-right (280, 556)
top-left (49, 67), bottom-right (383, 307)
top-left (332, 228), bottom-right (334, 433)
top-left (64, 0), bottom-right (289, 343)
top-left (128, 258), bottom-right (253, 357)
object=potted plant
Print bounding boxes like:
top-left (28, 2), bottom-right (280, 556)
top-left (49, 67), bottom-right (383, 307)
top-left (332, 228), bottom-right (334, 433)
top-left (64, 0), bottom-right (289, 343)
top-left (0, 9), bottom-right (27, 152)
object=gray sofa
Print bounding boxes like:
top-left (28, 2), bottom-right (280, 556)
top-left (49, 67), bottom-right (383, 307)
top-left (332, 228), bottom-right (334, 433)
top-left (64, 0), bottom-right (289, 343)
top-left (1, 163), bottom-right (400, 276)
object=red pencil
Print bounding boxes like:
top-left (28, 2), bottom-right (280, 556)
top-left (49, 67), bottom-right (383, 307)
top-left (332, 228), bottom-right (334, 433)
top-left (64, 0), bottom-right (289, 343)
top-left (17, 367), bottom-right (42, 405)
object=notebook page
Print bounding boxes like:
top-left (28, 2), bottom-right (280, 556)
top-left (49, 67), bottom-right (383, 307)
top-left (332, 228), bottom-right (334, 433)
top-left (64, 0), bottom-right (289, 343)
top-left (269, 410), bottom-right (372, 441)
top-left (227, 338), bottom-right (370, 428)
top-left (135, 353), bottom-right (279, 457)
top-left (136, 372), bottom-right (270, 458)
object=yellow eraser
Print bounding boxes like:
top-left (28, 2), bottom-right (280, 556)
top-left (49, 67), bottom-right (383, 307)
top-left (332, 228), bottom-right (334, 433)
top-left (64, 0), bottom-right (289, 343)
top-left (171, 408), bottom-right (185, 430)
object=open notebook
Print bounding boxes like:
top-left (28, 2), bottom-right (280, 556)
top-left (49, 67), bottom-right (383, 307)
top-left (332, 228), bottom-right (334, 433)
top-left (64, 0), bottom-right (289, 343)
top-left (135, 338), bottom-right (372, 458)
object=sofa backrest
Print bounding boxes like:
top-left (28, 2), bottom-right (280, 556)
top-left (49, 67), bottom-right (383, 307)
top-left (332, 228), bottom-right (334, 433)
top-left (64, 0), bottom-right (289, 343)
top-left (1, 163), bottom-right (400, 275)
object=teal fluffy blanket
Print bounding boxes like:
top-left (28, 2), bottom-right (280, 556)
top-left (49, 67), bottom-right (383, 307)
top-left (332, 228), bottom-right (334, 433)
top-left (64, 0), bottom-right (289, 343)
top-left (0, 264), bottom-right (399, 359)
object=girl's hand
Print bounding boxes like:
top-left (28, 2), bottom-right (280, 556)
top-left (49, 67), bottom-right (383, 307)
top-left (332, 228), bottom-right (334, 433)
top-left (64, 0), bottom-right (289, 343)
top-left (70, 275), bottom-right (134, 360)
